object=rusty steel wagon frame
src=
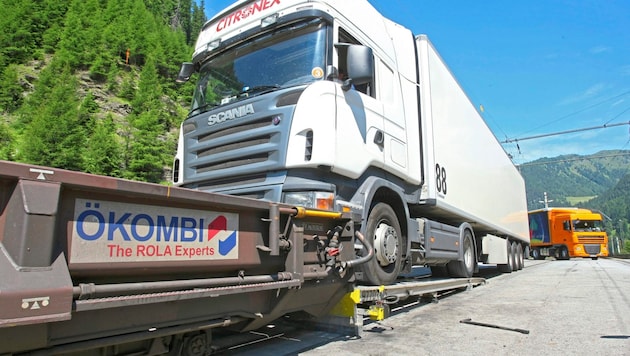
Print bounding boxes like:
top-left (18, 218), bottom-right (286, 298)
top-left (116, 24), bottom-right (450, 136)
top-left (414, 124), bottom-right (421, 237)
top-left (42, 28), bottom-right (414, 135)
top-left (0, 160), bottom-right (370, 355)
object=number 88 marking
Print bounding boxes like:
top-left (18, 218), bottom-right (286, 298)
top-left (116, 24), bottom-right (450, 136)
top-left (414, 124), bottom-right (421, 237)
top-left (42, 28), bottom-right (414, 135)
top-left (436, 164), bottom-right (447, 194)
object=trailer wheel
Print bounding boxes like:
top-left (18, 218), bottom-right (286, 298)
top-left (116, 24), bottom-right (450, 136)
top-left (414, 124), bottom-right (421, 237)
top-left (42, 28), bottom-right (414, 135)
top-left (510, 241), bottom-right (518, 271)
top-left (360, 203), bottom-right (402, 285)
top-left (498, 240), bottom-right (514, 273)
top-left (447, 230), bottom-right (476, 278)
top-left (516, 243), bottom-right (524, 270)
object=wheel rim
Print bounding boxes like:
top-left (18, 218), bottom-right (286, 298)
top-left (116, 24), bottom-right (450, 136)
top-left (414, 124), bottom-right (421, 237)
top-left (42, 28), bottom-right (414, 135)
top-left (463, 238), bottom-right (474, 270)
top-left (361, 203), bottom-right (402, 285)
top-left (374, 222), bottom-right (399, 266)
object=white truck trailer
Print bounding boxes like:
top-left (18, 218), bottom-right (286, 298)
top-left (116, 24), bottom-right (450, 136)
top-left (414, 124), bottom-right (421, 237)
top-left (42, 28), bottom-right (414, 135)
top-left (174, 0), bottom-right (530, 285)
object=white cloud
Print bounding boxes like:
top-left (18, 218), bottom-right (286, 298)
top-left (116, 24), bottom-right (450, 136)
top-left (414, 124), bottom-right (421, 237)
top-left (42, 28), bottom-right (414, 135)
top-left (558, 83), bottom-right (606, 106)
top-left (611, 98), bottom-right (626, 107)
top-left (589, 46), bottom-right (610, 54)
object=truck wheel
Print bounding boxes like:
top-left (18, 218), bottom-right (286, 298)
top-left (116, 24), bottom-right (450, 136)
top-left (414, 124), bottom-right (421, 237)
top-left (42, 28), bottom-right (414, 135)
top-left (498, 239), bottom-right (514, 273)
top-left (531, 248), bottom-right (541, 260)
top-left (360, 203), bottom-right (402, 285)
top-left (447, 230), bottom-right (476, 278)
top-left (510, 242), bottom-right (518, 272)
top-left (182, 332), bottom-right (210, 356)
top-left (558, 246), bottom-right (570, 260)
top-left (516, 243), bottom-right (524, 270)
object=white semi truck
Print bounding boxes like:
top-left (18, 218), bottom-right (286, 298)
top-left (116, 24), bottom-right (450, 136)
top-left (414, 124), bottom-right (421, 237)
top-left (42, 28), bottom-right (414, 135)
top-left (174, 0), bottom-right (530, 285)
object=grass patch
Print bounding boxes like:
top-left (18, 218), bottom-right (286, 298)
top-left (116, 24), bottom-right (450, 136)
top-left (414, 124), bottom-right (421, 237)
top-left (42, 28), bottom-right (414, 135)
top-left (566, 196), bottom-right (596, 205)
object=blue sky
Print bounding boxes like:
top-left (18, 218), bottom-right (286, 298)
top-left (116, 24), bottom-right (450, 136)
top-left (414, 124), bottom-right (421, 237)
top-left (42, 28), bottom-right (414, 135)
top-left (201, 0), bottom-right (630, 164)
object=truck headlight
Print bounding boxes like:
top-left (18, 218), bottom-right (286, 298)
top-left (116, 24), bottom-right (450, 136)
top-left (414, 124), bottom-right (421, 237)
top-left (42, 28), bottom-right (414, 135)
top-left (283, 191), bottom-right (334, 211)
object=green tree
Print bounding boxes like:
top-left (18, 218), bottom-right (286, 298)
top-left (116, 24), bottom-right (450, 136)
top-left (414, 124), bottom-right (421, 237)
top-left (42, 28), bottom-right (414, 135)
top-left (124, 59), bottom-right (168, 182)
top-left (103, 0), bottom-right (159, 67)
top-left (56, 0), bottom-right (104, 70)
top-left (37, 0), bottom-right (70, 53)
top-left (133, 58), bottom-right (162, 114)
top-left (0, 122), bottom-right (14, 160)
top-left (102, 0), bottom-right (135, 63)
top-left (78, 91), bottom-right (99, 132)
top-left (0, 0), bottom-right (36, 66)
top-left (0, 65), bottom-right (23, 113)
top-left (20, 67), bottom-right (86, 171)
top-left (16, 59), bottom-right (66, 129)
top-left (119, 73), bottom-right (137, 101)
top-left (125, 110), bottom-right (166, 182)
top-left (190, 1), bottom-right (206, 45)
top-left (83, 114), bottom-right (122, 177)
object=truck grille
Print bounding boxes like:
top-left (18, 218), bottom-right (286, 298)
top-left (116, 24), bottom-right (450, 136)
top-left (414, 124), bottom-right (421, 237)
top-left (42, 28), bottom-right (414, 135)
top-left (584, 244), bottom-right (601, 254)
top-left (182, 102), bottom-right (291, 190)
top-left (189, 117), bottom-right (278, 175)
top-left (577, 236), bottom-right (605, 244)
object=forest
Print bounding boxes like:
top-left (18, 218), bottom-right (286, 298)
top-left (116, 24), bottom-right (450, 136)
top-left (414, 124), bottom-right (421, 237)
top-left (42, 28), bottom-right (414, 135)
top-left (0, 0), bottom-right (206, 182)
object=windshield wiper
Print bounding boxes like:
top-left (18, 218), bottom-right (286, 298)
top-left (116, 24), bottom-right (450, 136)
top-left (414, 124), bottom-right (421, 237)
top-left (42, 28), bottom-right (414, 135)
top-left (188, 102), bottom-right (219, 117)
top-left (239, 85), bottom-right (281, 97)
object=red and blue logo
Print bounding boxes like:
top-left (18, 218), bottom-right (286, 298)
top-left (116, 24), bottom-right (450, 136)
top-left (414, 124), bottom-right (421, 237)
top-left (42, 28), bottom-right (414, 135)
top-left (208, 216), bottom-right (237, 256)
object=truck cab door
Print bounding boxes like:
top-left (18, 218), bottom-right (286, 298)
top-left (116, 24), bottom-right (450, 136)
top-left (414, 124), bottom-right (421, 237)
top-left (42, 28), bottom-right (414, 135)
top-left (332, 44), bottom-right (385, 177)
top-left (563, 220), bottom-right (571, 231)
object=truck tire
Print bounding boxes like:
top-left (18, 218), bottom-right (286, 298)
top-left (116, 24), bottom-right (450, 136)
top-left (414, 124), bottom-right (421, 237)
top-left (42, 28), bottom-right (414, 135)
top-left (510, 241), bottom-right (518, 272)
top-left (531, 248), bottom-right (541, 260)
top-left (360, 203), bottom-right (403, 285)
top-left (182, 332), bottom-right (210, 356)
top-left (516, 243), bottom-right (524, 270)
top-left (498, 239), bottom-right (514, 273)
top-left (447, 230), bottom-right (476, 278)
top-left (557, 246), bottom-right (570, 260)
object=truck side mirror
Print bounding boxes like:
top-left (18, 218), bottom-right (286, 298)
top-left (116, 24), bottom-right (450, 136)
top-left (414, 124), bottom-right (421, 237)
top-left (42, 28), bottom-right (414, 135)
top-left (346, 45), bottom-right (374, 85)
top-left (335, 44), bottom-right (375, 91)
top-left (176, 62), bottom-right (195, 83)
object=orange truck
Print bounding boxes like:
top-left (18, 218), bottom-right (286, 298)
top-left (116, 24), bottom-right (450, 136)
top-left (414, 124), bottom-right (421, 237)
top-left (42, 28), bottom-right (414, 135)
top-left (528, 208), bottom-right (609, 260)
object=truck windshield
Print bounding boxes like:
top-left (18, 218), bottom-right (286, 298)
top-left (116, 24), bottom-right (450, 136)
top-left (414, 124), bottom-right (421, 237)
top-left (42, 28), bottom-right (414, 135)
top-left (189, 21), bottom-right (327, 116)
top-left (572, 219), bottom-right (604, 232)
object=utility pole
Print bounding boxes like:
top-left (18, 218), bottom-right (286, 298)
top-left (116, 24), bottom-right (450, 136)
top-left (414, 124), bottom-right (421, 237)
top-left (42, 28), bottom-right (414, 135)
top-left (539, 192), bottom-right (553, 208)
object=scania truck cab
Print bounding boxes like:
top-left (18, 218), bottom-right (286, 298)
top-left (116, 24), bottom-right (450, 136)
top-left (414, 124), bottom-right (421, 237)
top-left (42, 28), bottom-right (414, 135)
top-left (174, 0), bottom-right (530, 285)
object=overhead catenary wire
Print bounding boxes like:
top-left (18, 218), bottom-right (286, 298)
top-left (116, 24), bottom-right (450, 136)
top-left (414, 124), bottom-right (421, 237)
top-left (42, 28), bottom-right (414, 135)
top-left (512, 90), bottom-right (630, 138)
top-left (501, 121), bottom-right (630, 144)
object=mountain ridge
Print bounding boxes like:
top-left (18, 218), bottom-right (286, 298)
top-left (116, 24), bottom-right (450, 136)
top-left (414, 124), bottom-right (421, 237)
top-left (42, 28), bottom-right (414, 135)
top-left (519, 150), bottom-right (630, 208)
